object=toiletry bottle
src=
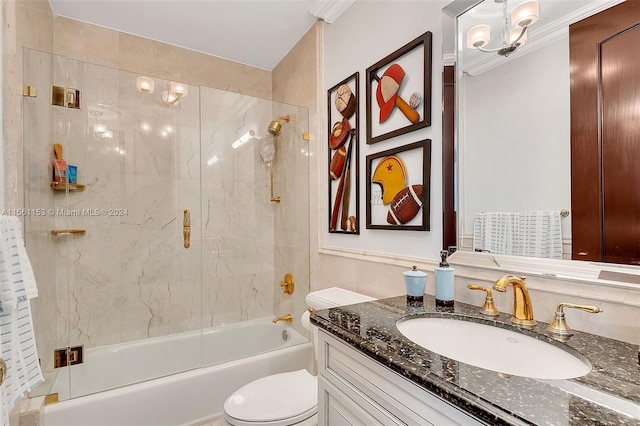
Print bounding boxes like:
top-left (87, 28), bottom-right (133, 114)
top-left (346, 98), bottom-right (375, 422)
top-left (404, 265), bottom-right (427, 303)
top-left (435, 250), bottom-right (455, 307)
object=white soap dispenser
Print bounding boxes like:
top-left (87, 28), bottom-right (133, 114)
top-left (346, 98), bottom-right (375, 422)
top-left (435, 250), bottom-right (455, 307)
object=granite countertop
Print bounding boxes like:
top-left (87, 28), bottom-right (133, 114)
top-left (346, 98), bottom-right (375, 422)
top-left (310, 294), bottom-right (640, 425)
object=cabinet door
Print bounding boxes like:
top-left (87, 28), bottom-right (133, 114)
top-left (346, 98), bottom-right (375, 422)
top-left (317, 330), bottom-right (484, 426)
top-left (319, 375), bottom-right (410, 426)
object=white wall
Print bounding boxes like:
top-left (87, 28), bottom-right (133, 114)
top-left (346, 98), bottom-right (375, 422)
top-left (321, 0), bottom-right (448, 260)
top-left (460, 36), bottom-right (571, 239)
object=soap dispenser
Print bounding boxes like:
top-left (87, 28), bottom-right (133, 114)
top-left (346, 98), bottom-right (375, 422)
top-left (435, 250), bottom-right (455, 307)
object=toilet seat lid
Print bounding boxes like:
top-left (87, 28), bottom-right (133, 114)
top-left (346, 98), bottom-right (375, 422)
top-left (224, 369), bottom-right (317, 423)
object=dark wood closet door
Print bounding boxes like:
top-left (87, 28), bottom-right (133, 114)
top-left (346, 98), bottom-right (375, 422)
top-left (570, 0), bottom-right (640, 264)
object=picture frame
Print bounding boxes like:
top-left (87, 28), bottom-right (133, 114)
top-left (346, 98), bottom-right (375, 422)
top-left (327, 72), bottom-right (360, 234)
top-left (365, 31), bottom-right (432, 145)
top-left (366, 140), bottom-right (431, 231)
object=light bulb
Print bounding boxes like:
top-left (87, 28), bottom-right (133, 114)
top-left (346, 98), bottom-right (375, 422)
top-left (162, 90), bottom-right (180, 105)
top-left (467, 24), bottom-right (490, 49)
top-left (512, 0), bottom-right (539, 28)
top-left (136, 76), bottom-right (154, 94)
top-left (170, 81), bottom-right (188, 97)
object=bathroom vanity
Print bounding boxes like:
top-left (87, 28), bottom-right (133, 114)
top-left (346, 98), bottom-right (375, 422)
top-left (310, 295), bottom-right (640, 425)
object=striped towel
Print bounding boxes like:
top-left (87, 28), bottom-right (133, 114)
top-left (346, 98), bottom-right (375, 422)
top-left (0, 216), bottom-right (43, 425)
top-left (473, 211), bottom-right (563, 259)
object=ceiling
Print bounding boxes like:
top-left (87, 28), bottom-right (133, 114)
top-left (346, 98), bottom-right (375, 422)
top-left (48, 0), bottom-right (353, 71)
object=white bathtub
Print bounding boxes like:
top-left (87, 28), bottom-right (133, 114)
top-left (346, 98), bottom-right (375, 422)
top-left (43, 317), bottom-right (312, 426)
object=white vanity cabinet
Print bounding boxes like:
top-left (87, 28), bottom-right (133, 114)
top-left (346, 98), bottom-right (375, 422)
top-left (317, 329), bottom-right (485, 426)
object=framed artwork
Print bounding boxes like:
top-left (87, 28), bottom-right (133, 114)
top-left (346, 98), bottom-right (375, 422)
top-left (366, 31), bottom-right (432, 145)
top-left (327, 72), bottom-right (360, 234)
top-left (366, 140), bottom-right (431, 231)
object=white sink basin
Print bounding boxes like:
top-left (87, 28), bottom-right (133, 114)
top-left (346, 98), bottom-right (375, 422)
top-left (396, 316), bottom-right (591, 379)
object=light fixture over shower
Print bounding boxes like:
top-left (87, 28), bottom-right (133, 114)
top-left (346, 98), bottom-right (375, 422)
top-left (136, 76), bottom-right (188, 106)
top-left (466, 0), bottom-right (539, 57)
top-left (136, 76), bottom-right (154, 94)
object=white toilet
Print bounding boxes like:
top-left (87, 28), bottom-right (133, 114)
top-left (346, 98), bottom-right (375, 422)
top-left (221, 287), bottom-right (376, 426)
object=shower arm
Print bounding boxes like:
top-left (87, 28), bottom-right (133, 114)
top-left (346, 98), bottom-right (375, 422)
top-left (270, 161), bottom-right (281, 203)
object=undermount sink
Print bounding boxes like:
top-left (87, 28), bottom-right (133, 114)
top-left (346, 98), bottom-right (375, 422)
top-left (396, 316), bottom-right (591, 380)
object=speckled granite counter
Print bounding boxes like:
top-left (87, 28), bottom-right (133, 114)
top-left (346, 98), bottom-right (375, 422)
top-left (310, 295), bottom-right (640, 425)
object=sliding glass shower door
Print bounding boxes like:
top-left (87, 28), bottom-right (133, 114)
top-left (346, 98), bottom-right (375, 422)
top-left (22, 48), bottom-right (310, 401)
top-left (23, 49), bottom-right (203, 399)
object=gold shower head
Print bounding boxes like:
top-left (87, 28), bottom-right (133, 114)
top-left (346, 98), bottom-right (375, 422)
top-left (267, 115), bottom-right (290, 136)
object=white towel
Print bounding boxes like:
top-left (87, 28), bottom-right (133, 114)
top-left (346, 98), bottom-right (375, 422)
top-left (473, 211), bottom-right (563, 259)
top-left (0, 216), bottom-right (43, 426)
top-left (0, 216), bottom-right (38, 311)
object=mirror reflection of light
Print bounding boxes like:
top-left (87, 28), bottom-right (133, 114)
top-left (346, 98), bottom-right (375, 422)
top-left (160, 130), bottom-right (169, 138)
top-left (140, 122), bottom-right (151, 132)
top-left (94, 123), bottom-right (107, 133)
top-left (101, 130), bottom-right (113, 139)
top-left (206, 155), bottom-right (219, 166)
top-left (163, 125), bottom-right (174, 134)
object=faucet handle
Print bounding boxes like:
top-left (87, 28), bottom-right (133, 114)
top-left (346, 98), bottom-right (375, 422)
top-left (467, 284), bottom-right (499, 317)
top-left (547, 302), bottom-right (603, 340)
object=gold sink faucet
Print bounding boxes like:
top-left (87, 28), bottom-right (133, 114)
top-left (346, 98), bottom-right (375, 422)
top-left (492, 275), bottom-right (536, 328)
top-left (272, 313), bottom-right (293, 324)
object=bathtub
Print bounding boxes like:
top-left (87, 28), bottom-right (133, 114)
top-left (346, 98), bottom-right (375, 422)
top-left (43, 317), bottom-right (312, 426)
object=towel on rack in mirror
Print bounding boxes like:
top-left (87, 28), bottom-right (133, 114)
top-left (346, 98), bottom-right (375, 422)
top-left (0, 216), bottom-right (43, 426)
top-left (473, 211), bottom-right (563, 259)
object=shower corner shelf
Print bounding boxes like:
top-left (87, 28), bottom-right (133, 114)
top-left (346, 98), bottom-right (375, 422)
top-left (50, 182), bottom-right (85, 192)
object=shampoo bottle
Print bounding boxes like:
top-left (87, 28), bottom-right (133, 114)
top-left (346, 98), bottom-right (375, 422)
top-left (435, 250), bottom-right (455, 307)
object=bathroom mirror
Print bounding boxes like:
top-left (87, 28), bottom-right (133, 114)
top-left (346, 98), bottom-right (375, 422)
top-left (451, 0), bottom-right (640, 284)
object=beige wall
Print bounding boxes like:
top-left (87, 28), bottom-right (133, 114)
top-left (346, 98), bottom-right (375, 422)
top-left (272, 22), bottom-right (321, 323)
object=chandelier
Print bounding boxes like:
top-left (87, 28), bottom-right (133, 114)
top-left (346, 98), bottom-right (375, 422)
top-left (466, 0), bottom-right (540, 57)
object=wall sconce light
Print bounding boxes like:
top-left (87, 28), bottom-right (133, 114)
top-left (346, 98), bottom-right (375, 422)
top-left (162, 81), bottom-right (188, 106)
top-left (232, 130), bottom-right (256, 149)
top-left (136, 76), bottom-right (154, 94)
top-left (466, 0), bottom-right (539, 57)
top-left (162, 90), bottom-right (180, 105)
top-left (170, 81), bottom-right (188, 97)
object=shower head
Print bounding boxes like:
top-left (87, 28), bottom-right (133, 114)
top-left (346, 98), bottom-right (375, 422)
top-left (267, 115), bottom-right (290, 136)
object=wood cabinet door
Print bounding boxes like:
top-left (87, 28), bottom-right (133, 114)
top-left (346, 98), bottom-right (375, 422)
top-left (570, 0), bottom-right (640, 264)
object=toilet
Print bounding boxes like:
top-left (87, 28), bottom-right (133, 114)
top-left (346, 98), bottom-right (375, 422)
top-left (221, 287), bottom-right (376, 426)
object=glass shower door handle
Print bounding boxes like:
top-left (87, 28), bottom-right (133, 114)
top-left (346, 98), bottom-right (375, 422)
top-left (183, 209), bottom-right (190, 249)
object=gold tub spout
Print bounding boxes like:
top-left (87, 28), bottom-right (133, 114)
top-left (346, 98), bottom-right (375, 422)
top-left (272, 314), bottom-right (293, 324)
top-left (492, 275), bottom-right (536, 328)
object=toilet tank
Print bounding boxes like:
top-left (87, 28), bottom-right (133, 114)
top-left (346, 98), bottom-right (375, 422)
top-left (305, 287), bottom-right (376, 311)
top-left (304, 287), bottom-right (376, 362)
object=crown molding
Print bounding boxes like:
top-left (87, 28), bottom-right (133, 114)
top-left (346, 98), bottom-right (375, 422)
top-left (311, 0), bottom-right (356, 24)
